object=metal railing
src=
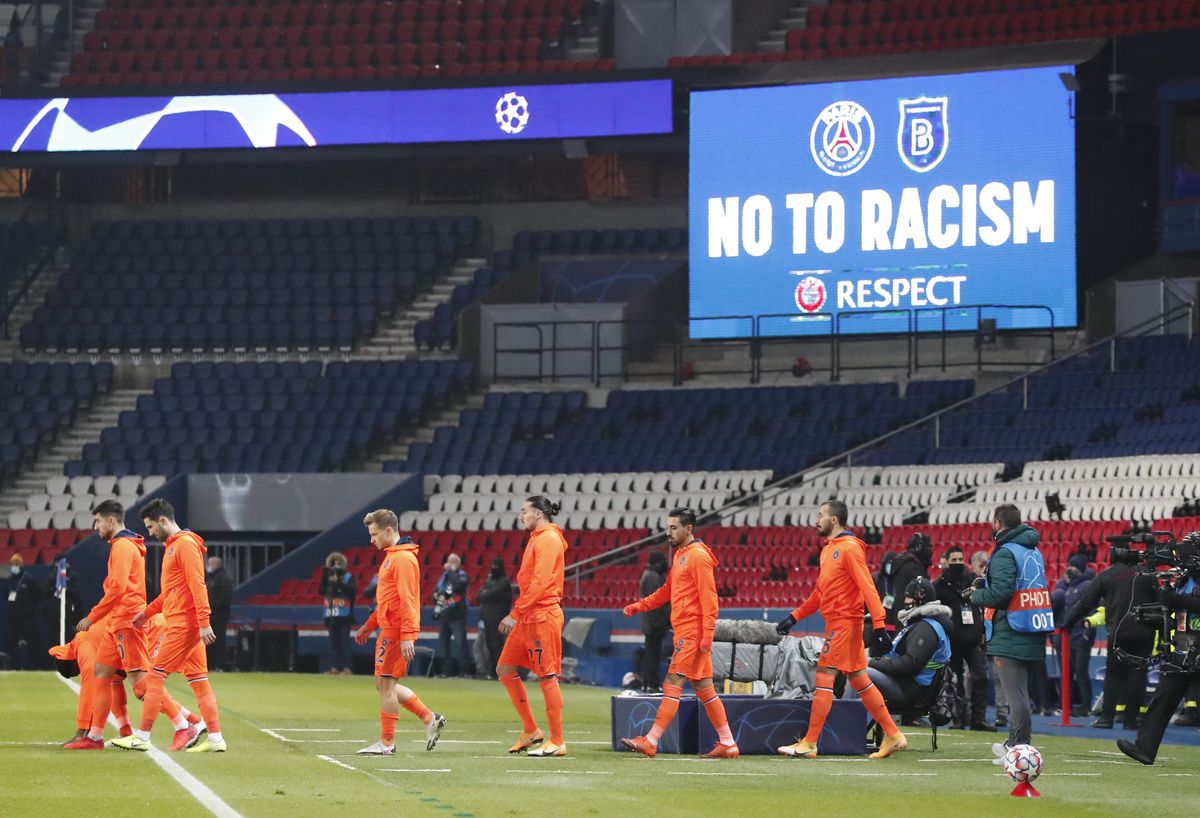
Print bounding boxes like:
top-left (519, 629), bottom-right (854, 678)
top-left (493, 303), bottom-right (1062, 387)
top-left (564, 301), bottom-right (1195, 590)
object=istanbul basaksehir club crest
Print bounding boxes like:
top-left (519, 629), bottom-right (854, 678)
top-left (794, 276), bottom-right (827, 314)
top-left (810, 100), bottom-right (875, 177)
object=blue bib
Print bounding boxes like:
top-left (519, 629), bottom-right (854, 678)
top-left (888, 616), bottom-right (951, 687)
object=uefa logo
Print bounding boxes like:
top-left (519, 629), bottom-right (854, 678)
top-left (794, 276), bottom-right (827, 314)
top-left (810, 100), bottom-right (875, 177)
top-left (495, 92), bottom-right (531, 135)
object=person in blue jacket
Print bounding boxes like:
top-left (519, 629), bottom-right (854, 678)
top-left (867, 576), bottom-right (953, 710)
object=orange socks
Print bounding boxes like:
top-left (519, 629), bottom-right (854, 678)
top-left (87, 674), bottom-right (112, 740)
top-left (110, 679), bottom-right (129, 730)
top-left (138, 671), bottom-right (167, 733)
top-left (500, 672), bottom-right (538, 733)
top-left (804, 671), bottom-right (837, 744)
top-left (76, 670), bottom-right (95, 731)
top-left (849, 673), bottom-right (898, 737)
top-left (538, 676), bottom-right (564, 746)
top-left (187, 677), bottom-right (222, 735)
top-left (698, 686), bottom-right (735, 746)
top-left (380, 710), bottom-right (399, 745)
top-left (401, 694), bottom-right (432, 723)
top-left (647, 682), bottom-right (683, 745)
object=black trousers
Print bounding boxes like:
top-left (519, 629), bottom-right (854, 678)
top-left (1069, 638), bottom-right (1093, 712)
top-left (1135, 669), bottom-right (1200, 762)
top-left (206, 614), bottom-right (229, 671)
top-left (950, 642), bottom-right (989, 724)
top-left (483, 618), bottom-right (505, 675)
top-left (1102, 637), bottom-right (1152, 726)
top-left (642, 630), bottom-right (667, 688)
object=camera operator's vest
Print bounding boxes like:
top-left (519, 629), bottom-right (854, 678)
top-left (1176, 578), bottom-right (1200, 647)
top-left (887, 616), bottom-right (951, 687)
top-left (984, 542), bottom-right (1055, 639)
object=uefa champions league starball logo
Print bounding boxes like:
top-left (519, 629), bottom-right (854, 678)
top-left (495, 92), bottom-right (530, 135)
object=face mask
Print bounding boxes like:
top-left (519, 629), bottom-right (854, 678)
top-left (9, 566), bottom-right (19, 575)
top-left (944, 564), bottom-right (968, 582)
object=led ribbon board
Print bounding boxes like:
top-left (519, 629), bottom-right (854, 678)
top-left (2, 79), bottom-right (673, 152)
top-left (688, 66), bottom-right (1077, 338)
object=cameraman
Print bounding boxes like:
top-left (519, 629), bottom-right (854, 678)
top-left (1062, 540), bottom-right (1156, 728)
top-left (885, 534), bottom-right (933, 629)
top-left (1118, 534), bottom-right (1200, 765)
top-left (936, 546), bottom-right (993, 730)
top-left (320, 552), bottom-right (356, 674)
top-left (434, 553), bottom-right (472, 677)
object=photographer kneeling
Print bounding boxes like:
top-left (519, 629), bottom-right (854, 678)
top-left (866, 577), bottom-right (953, 710)
top-left (1118, 532), bottom-right (1200, 765)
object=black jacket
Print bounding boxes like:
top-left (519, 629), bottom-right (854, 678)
top-left (319, 567), bottom-right (356, 622)
top-left (477, 573), bottom-right (514, 624)
top-left (1063, 562), bottom-right (1156, 647)
top-left (435, 568), bottom-right (470, 618)
top-left (205, 568), bottom-right (234, 619)
top-left (886, 552), bottom-right (930, 628)
top-left (639, 566), bottom-right (670, 635)
top-left (935, 566), bottom-right (984, 647)
top-left (870, 602), bottom-right (955, 680)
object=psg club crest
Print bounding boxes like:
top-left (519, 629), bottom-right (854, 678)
top-left (897, 96), bottom-right (949, 173)
top-left (810, 100), bottom-right (875, 177)
top-left (794, 276), bottom-right (827, 314)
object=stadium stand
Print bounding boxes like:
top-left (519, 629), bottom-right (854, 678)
top-left (20, 215), bottom-right (479, 354)
top-left (63, 359), bottom-right (474, 478)
top-left (669, 0), bottom-right (1200, 67)
top-left (413, 226), bottom-right (687, 350)
top-left (64, 0), bottom-right (611, 88)
top-left (0, 362), bottom-right (113, 487)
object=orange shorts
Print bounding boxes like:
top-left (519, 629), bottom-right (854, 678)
top-left (149, 625), bottom-right (208, 678)
top-left (498, 608), bottom-right (563, 677)
top-left (95, 626), bottom-right (150, 674)
top-left (817, 622), bottom-right (868, 674)
top-left (667, 631), bottom-right (713, 681)
top-left (374, 629), bottom-right (410, 679)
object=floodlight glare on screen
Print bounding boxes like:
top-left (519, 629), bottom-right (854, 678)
top-left (687, 66), bottom-right (1077, 339)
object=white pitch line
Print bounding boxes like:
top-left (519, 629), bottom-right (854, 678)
top-left (269, 728), bottom-right (343, 733)
top-left (316, 754), bottom-right (358, 771)
top-left (57, 675), bottom-right (243, 818)
top-left (1157, 773), bottom-right (1194, 777)
top-left (0, 741), bottom-right (66, 746)
top-left (829, 772), bottom-right (939, 777)
top-left (261, 729), bottom-right (296, 743)
top-left (667, 771), bottom-right (773, 777)
top-left (504, 769), bottom-right (612, 775)
top-left (378, 768), bottom-right (453, 773)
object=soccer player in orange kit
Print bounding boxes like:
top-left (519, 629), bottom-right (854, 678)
top-left (112, 498), bottom-right (225, 753)
top-left (775, 500), bottom-right (907, 759)
top-left (353, 509), bottom-right (446, 756)
top-left (63, 500), bottom-right (158, 750)
top-left (620, 508), bottom-right (740, 759)
top-left (496, 496), bottom-right (569, 757)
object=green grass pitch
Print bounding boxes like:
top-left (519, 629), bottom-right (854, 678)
top-left (1, 671), bottom-right (1197, 817)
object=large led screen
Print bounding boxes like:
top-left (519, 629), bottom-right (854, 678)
top-left (1, 80), bottom-right (672, 153)
top-left (689, 66), bottom-right (1076, 338)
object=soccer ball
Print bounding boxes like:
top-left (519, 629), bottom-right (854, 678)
top-left (495, 92), bottom-right (530, 135)
top-left (1004, 744), bottom-right (1043, 783)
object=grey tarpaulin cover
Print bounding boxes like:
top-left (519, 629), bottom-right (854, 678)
top-left (712, 619), bottom-right (782, 646)
top-left (769, 635), bottom-right (827, 699)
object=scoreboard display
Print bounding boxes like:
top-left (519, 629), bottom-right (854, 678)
top-left (688, 66), bottom-right (1077, 338)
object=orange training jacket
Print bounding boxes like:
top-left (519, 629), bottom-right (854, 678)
top-left (791, 532), bottom-right (886, 627)
top-left (628, 539), bottom-right (718, 636)
top-left (143, 529), bottom-right (212, 630)
top-left (86, 530), bottom-right (147, 631)
top-left (509, 523), bottom-right (568, 624)
top-left (361, 539), bottom-right (420, 640)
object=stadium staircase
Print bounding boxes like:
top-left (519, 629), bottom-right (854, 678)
top-left (45, 0), bottom-right (106, 85)
top-left (0, 387), bottom-right (148, 523)
top-left (358, 255), bottom-right (488, 357)
top-left (351, 391), bottom-right (488, 473)
top-left (758, 0), bottom-right (826, 53)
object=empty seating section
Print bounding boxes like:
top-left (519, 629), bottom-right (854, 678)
top-left (930, 454), bottom-right (1200, 524)
top-left (407, 469), bottom-right (771, 530)
top-left (725, 462), bottom-right (1004, 530)
top-left (11, 474), bottom-right (167, 530)
top-left (66, 359), bottom-right (473, 478)
top-left (414, 226), bottom-right (687, 350)
top-left (244, 527), bottom-right (647, 606)
top-left (861, 336), bottom-right (1200, 469)
top-left (0, 527), bottom-right (94, 566)
top-left (22, 215), bottom-right (478, 354)
top-left (0, 362), bottom-right (113, 487)
top-left (669, 0), bottom-right (1200, 67)
top-left (386, 380), bottom-right (975, 478)
top-left (67, 0), bottom-right (608, 88)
